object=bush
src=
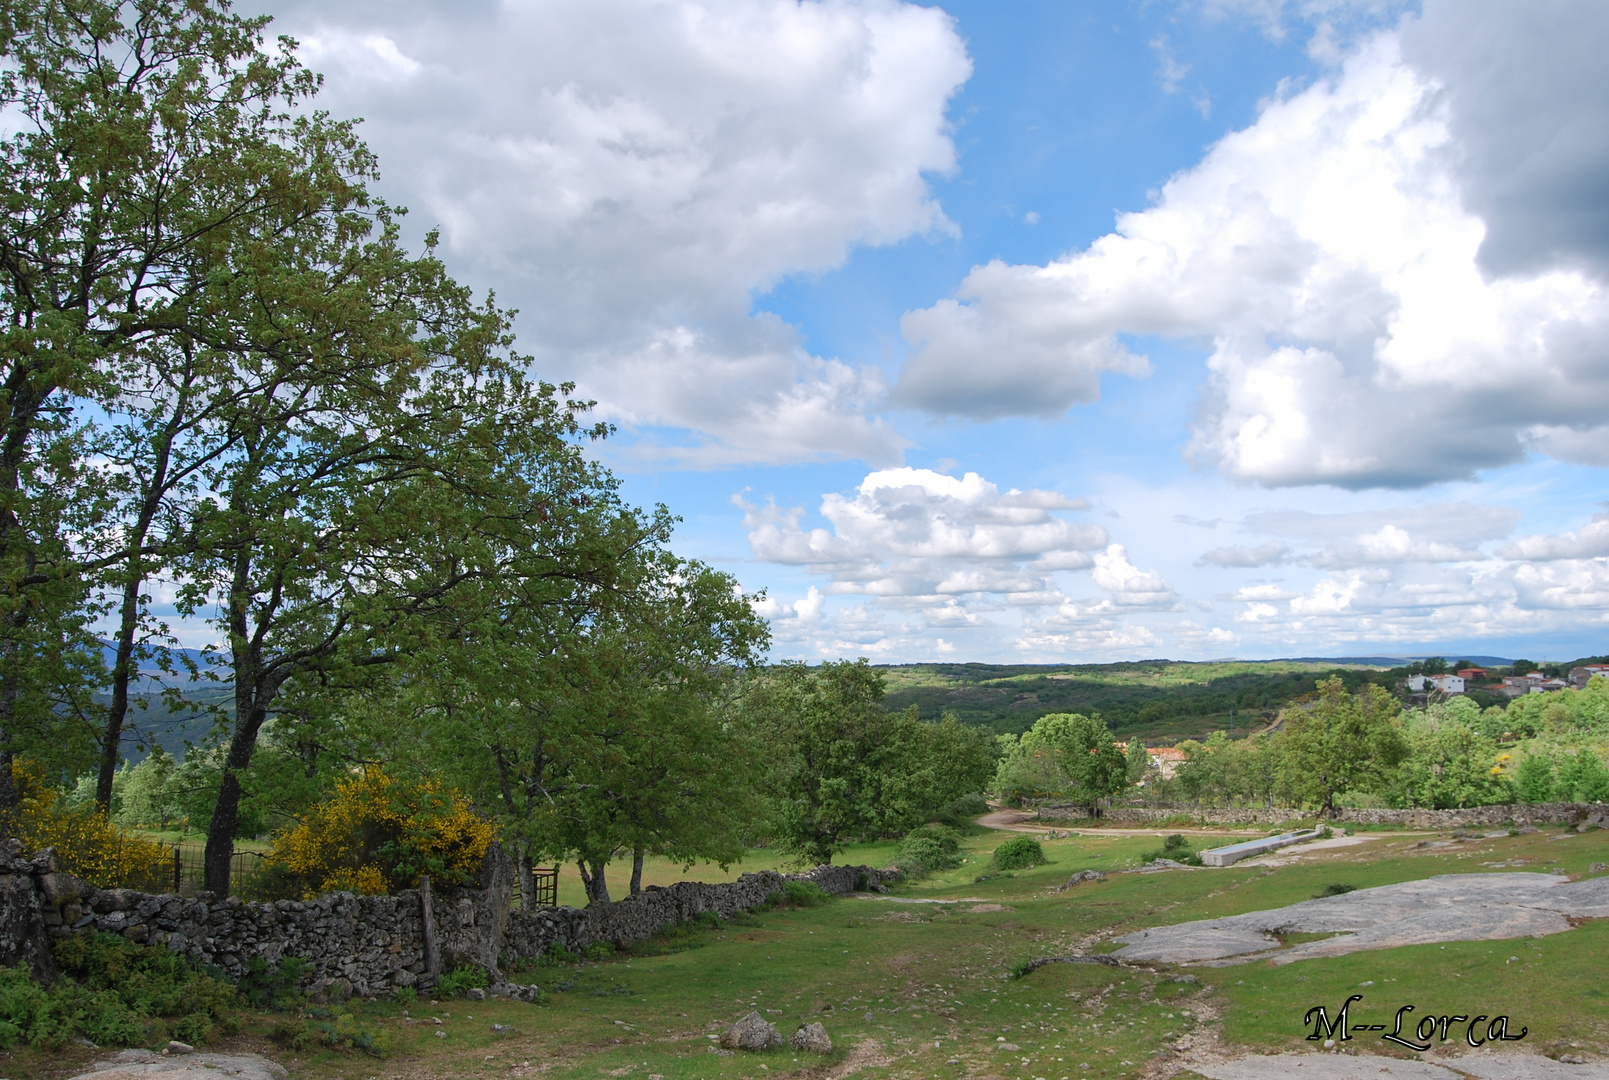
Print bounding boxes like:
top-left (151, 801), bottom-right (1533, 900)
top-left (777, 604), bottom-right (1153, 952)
top-left (1314, 883), bottom-right (1357, 898)
top-left (779, 880), bottom-right (831, 907)
top-left (992, 835), bottom-right (1046, 871)
top-left (262, 767), bottom-right (496, 899)
top-left (0, 934), bottom-right (238, 1050)
top-left (437, 965), bottom-right (490, 997)
top-left (270, 1007), bottom-right (392, 1056)
top-left (1139, 833), bottom-right (1201, 865)
top-left (237, 956), bottom-right (309, 1011)
top-left (933, 793), bottom-right (990, 828)
top-left (894, 824), bottom-right (964, 878)
top-left (9, 760), bottom-right (168, 889)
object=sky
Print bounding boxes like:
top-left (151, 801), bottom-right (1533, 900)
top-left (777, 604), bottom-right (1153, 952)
top-left (250, 0), bottom-right (1609, 665)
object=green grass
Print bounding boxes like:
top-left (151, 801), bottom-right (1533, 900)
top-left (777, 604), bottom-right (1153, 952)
top-left (11, 824), bottom-right (1607, 1079)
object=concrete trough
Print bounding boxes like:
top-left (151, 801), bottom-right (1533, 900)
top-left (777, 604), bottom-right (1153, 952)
top-left (1199, 828), bottom-right (1325, 867)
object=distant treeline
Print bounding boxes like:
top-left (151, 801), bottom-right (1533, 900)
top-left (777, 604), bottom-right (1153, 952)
top-left (878, 661), bottom-right (1398, 738)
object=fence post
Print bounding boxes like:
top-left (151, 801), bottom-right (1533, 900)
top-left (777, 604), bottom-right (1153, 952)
top-left (173, 846), bottom-right (182, 894)
top-left (420, 875), bottom-right (440, 983)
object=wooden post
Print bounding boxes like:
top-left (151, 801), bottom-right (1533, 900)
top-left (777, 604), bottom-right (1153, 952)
top-left (420, 875), bottom-right (440, 981)
top-left (173, 847), bottom-right (182, 893)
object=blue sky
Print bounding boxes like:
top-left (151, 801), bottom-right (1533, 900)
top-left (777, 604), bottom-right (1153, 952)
top-left (254, 0), bottom-right (1609, 664)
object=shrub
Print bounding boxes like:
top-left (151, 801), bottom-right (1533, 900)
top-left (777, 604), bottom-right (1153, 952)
top-left (1314, 883), bottom-right (1357, 898)
top-left (271, 1008), bottom-right (393, 1056)
top-left (1139, 833), bottom-right (1200, 865)
top-left (237, 956), bottom-right (309, 1011)
top-left (778, 880), bottom-right (831, 907)
top-left (9, 760), bottom-right (168, 889)
top-left (263, 767), bottom-right (495, 899)
top-left (992, 835), bottom-right (1046, 871)
top-left (894, 824), bottom-right (964, 878)
top-left (437, 965), bottom-right (491, 997)
top-left (0, 934), bottom-right (238, 1050)
top-left (933, 793), bottom-right (990, 828)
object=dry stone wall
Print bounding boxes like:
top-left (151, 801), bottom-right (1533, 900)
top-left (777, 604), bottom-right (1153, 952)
top-left (0, 839), bottom-right (896, 999)
top-left (503, 864), bottom-right (898, 962)
top-left (1033, 801), bottom-right (1607, 829)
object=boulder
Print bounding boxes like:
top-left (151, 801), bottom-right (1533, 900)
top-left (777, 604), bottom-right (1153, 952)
top-left (68, 1049), bottom-right (286, 1080)
top-left (1056, 870), bottom-right (1108, 891)
top-left (790, 1021), bottom-right (833, 1054)
top-left (719, 1011), bottom-right (784, 1051)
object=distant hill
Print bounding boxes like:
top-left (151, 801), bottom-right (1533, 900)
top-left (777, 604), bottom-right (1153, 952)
top-left (874, 659), bottom-right (1399, 742)
top-left (1270, 654), bottom-right (1514, 667)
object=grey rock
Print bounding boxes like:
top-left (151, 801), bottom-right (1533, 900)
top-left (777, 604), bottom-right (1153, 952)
top-left (465, 987), bottom-right (486, 1000)
top-left (166, 1041), bottom-right (194, 1054)
top-left (790, 1021), bottom-right (833, 1054)
top-left (1057, 870), bottom-right (1108, 891)
top-left (1112, 873), bottom-right (1609, 965)
top-left (1445, 1055), bottom-right (1609, 1079)
top-left (74, 1049), bottom-right (288, 1080)
top-left (719, 1010), bottom-right (784, 1051)
top-left (1194, 1054), bottom-right (1460, 1079)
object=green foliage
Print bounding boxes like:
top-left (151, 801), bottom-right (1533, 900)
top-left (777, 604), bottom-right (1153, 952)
top-left (1276, 677), bottom-right (1408, 814)
top-left (1557, 749), bottom-right (1609, 802)
top-left (0, 934), bottom-right (237, 1050)
top-left (236, 956), bottom-right (309, 1011)
top-left (1126, 738), bottom-right (1150, 783)
top-left (1139, 833), bottom-right (1200, 865)
top-left (748, 660), bottom-right (994, 864)
top-left (992, 835), bottom-right (1046, 871)
top-left (894, 824), bottom-right (964, 878)
top-left (994, 712), bottom-right (1127, 808)
top-left (391, 986), bottom-right (418, 1007)
top-left (1315, 883), bottom-right (1357, 898)
top-left (1506, 676), bottom-right (1609, 735)
top-left (112, 747), bottom-right (187, 831)
top-left (1397, 718), bottom-right (1514, 809)
top-left (778, 880), bottom-right (832, 907)
top-left (877, 660), bottom-right (1396, 737)
top-left (932, 792), bottom-right (990, 828)
top-left (271, 1008), bottom-right (393, 1056)
top-left (437, 965), bottom-right (491, 997)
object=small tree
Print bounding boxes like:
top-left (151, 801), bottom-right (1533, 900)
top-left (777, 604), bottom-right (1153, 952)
top-left (1019, 712), bottom-right (1127, 814)
top-left (1514, 752), bottom-right (1556, 804)
top-left (749, 660), bottom-right (990, 865)
top-left (1125, 738), bottom-right (1150, 785)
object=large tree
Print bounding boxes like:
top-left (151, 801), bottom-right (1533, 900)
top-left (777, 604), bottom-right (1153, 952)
top-left (749, 660), bottom-right (992, 865)
top-left (395, 550), bottom-right (768, 906)
top-left (0, 0), bottom-right (402, 823)
top-left (1276, 676), bottom-right (1408, 816)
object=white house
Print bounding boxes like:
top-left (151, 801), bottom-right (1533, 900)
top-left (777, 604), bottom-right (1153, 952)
top-left (1408, 674), bottom-right (1464, 694)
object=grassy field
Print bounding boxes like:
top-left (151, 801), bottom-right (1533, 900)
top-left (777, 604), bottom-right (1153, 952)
top-left (18, 818), bottom-right (1609, 1080)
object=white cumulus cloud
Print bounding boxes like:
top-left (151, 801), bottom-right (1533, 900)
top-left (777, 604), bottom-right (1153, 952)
top-left (892, 10), bottom-right (1609, 488)
top-left (268, 0), bottom-right (971, 465)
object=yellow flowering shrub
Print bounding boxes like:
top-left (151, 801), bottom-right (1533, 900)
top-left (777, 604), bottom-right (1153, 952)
top-left (264, 768), bottom-right (495, 899)
top-left (9, 760), bottom-right (169, 890)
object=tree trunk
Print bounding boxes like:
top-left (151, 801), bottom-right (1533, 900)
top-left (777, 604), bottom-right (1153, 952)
top-left (630, 846), bottom-right (644, 897)
top-left (202, 691), bottom-right (270, 896)
top-left (518, 847), bottom-right (535, 910)
top-left (578, 858), bottom-right (610, 905)
top-left (96, 573), bottom-right (144, 812)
